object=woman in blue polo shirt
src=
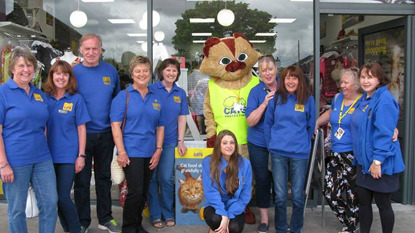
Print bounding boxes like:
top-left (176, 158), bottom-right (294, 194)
top-left (0, 46), bottom-right (58, 233)
top-left (110, 56), bottom-right (165, 233)
top-left (43, 60), bottom-right (90, 233)
top-left (352, 63), bottom-right (405, 233)
top-left (148, 58), bottom-right (189, 228)
top-left (264, 65), bottom-right (315, 233)
top-left (315, 68), bottom-right (362, 233)
top-left (245, 55), bottom-right (278, 233)
top-left (202, 130), bottom-right (252, 233)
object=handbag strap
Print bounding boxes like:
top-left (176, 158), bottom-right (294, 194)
top-left (121, 90), bottom-right (129, 133)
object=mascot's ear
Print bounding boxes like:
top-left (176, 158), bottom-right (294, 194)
top-left (203, 37), bottom-right (221, 58)
top-left (233, 32), bottom-right (253, 48)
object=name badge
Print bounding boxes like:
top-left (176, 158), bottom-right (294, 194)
top-left (334, 127), bottom-right (345, 140)
top-left (58, 109), bottom-right (68, 114)
top-left (174, 96), bottom-right (181, 103)
top-left (295, 104), bottom-right (304, 112)
top-left (63, 102), bottom-right (73, 111)
top-left (103, 77), bottom-right (111, 85)
top-left (33, 93), bottom-right (43, 102)
top-left (348, 108), bottom-right (355, 114)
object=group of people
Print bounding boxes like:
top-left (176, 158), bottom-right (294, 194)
top-left (0, 31), bottom-right (405, 233)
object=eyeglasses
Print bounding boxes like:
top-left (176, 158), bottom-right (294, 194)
top-left (258, 54), bottom-right (275, 63)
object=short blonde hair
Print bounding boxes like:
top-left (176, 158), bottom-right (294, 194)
top-left (9, 46), bottom-right (38, 77)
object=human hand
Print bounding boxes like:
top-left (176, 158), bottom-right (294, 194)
top-left (75, 157), bottom-right (85, 173)
top-left (215, 215), bottom-right (229, 233)
top-left (117, 153), bottom-right (130, 168)
top-left (262, 91), bottom-right (275, 107)
top-left (392, 128), bottom-right (399, 142)
top-left (0, 164), bottom-right (14, 183)
top-left (369, 162), bottom-right (382, 179)
top-left (178, 142), bottom-right (187, 156)
top-left (149, 150), bottom-right (161, 170)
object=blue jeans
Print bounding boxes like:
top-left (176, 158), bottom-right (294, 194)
top-left (2, 159), bottom-right (58, 233)
top-left (248, 142), bottom-right (272, 208)
top-left (271, 154), bottom-right (308, 233)
top-left (147, 143), bottom-right (176, 221)
top-left (55, 163), bottom-right (81, 233)
top-left (74, 131), bottom-right (114, 227)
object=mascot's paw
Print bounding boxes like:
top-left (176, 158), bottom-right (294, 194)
top-left (245, 206), bottom-right (256, 224)
top-left (207, 135), bottom-right (216, 148)
top-left (199, 206), bottom-right (205, 221)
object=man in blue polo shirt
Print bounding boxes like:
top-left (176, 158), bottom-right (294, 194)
top-left (73, 33), bottom-right (120, 233)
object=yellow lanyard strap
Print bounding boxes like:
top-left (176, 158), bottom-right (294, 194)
top-left (338, 94), bottom-right (362, 125)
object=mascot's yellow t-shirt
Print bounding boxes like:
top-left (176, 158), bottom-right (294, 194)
top-left (209, 76), bottom-right (260, 144)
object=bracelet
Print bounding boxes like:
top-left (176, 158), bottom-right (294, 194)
top-left (156, 147), bottom-right (163, 151)
top-left (178, 139), bottom-right (184, 142)
top-left (118, 151), bottom-right (127, 155)
top-left (0, 162), bottom-right (9, 170)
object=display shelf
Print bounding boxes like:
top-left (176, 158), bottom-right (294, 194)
top-left (0, 21), bottom-right (44, 38)
top-left (331, 35), bottom-right (358, 48)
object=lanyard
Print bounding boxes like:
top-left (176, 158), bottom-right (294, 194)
top-left (338, 94), bottom-right (361, 125)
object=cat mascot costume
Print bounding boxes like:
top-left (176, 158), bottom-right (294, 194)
top-left (200, 32), bottom-right (260, 224)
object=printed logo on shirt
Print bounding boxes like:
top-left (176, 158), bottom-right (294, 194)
top-left (348, 108), bottom-right (355, 114)
top-left (103, 77), bottom-right (111, 85)
top-left (174, 96), bottom-right (181, 103)
top-left (223, 96), bottom-right (247, 117)
top-left (362, 104), bottom-right (369, 112)
top-left (153, 99), bottom-right (161, 111)
top-left (295, 104), bottom-right (305, 112)
top-left (63, 102), bottom-right (73, 111)
top-left (33, 93), bottom-right (43, 102)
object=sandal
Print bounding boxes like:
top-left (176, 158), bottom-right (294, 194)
top-left (165, 218), bottom-right (176, 227)
top-left (152, 219), bottom-right (164, 228)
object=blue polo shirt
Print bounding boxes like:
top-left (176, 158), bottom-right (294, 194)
top-left (110, 85), bottom-right (165, 158)
top-left (246, 79), bottom-right (278, 148)
top-left (46, 93), bottom-right (91, 164)
top-left (329, 93), bottom-right (362, 153)
top-left (0, 79), bottom-right (51, 167)
top-left (73, 62), bottom-right (120, 133)
top-left (149, 81), bottom-right (189, 144)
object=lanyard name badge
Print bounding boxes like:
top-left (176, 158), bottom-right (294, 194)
top-left (334, 94), bottom-right (361, 140)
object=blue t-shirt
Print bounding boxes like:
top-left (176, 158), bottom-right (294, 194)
top-left (264, 94), bottom-right (316, 159)
top-left (329, 93), bottom-right (362, 153)
top-left (46, 93), bottom-right (91, 164)
top-left (0, 79), bottom-right (51, 167)
top-left (149, 81), bottom-right (189, 144)
top-left (73, 62), bottom-right (120, 133)
top-left (246, 81), bottom-right (274, 148)
top-left (110, 85), bottom-right (165, 158)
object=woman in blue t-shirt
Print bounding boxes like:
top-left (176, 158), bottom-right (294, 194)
top-left (264, 66), bottom-right (315, 233)
top-left (352, 63), bottom-right (405, 233)
top-left (44, 60), bottom-right (91, 233)
top-left (315, 68), bottom-right (362, 233)
top-left (0, 46), bottom-right (58, 233)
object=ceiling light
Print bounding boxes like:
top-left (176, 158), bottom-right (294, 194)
top-left (217, 9), bottom-right (235, 27)
top-left (82, 0), bottom-right (114, 2)
top-left (127, 33), bottom-right (147, 37)
top-left (136, 41), bottom-right (145, 43)
top-left (70, 0), bottom-right (88, 28)
top-left (255, 32), bottom-right (277, 36)
top-left (108, 19), bottom-right (135, 24)
top-left (249, 40), bottom-right (266, 43)
top-left (190, 18), bottom-right (215, 23)
top-left (269, 18), bottom-right (296, 23)
top-left (192, 33), bottom-right (212, 36)
top-left (141, 42), bottom-right (148, 52)
top-left (154, 31), bottom-right (165, 42)
top-left (193, 40), bottom-right (206, 43)
top-left (143, 10), bottom-right (161, 27)
top-left (290, 0), bottom-right (313, 2)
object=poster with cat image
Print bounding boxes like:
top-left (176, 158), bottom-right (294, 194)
top-left (175, 146), bottom-right (213, 225)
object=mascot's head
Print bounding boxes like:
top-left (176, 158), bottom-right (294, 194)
top-left (200, 33), bottom-right (260, 81)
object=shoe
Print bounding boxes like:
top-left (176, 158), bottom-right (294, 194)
top-left (80, 226), bottom-right (89, 233)
top-left (245, 206), bottom-right (256, 224)
top-left (98, 219), bottom-right (121, 233)
top-left (165, 218), bottom-right (176, 227)
top-left (257, 223), bottom-right (269, 233)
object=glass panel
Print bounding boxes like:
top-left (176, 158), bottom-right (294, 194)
top-left (320, 0), bottom-right (414, 4)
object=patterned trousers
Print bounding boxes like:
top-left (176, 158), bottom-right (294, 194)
top-left (324, 151), bottom-right (359, 232)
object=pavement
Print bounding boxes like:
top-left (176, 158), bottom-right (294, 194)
top-left (1, 203), bottom-right (415, 233)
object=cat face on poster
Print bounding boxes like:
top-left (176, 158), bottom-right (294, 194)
top-left (177, 165), bottom-right (204, 213)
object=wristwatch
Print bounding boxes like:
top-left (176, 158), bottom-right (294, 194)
top-left (156, 147), bottom-right (163, 151)
top-left (373, 159), bottom-right (381, 165)
top-left (78, 154), bottom-right (87, 158)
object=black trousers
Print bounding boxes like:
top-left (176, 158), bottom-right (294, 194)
top-left (74, 131), bottom-right (114, 227)
top-left (122, 157), bottom-right (153, 233)
top-left (204, 206), bottom-right (245, 233)
top-left (357, 185), bottom-right (394, 233)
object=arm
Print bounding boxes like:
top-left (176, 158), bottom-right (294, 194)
top-left (202, 158), bottom-right (228, 217)
top-left (111, 122), bottom-right (130, 167)
top-left (226, 159), bottom-right (253, 219)
top-left (307, 97), bottom-right (317, 140)
top-left (177, 115), bottom-right (187, 156)
top-left (149, 126), bottom-right (164, 170)
top-left (0, 126), bottom-right (13, 183)
top-left (204, 87), bottom-right (217, 147)
top-left (315, 109), bottom-right (331, 134)
top-left (74, 124), bottom-right (87, 173)
top-left (246, 91), bottom-right (275, 127)
top-left (263, 98), bottom-right (275, 149)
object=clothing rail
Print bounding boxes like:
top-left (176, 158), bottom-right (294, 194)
top-left (304, 128), bottom-right (326, 228)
